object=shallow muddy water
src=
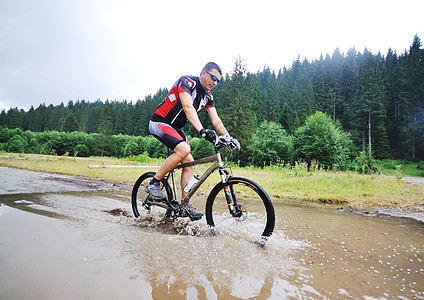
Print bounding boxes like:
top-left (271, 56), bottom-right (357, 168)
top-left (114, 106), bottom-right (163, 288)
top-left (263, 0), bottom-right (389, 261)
top-left (0, 167), bottom-right (423, 299)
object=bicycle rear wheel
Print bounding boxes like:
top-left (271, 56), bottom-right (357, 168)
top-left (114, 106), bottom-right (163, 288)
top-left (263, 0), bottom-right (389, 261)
top-left (131, 172), bottom-right (173, 218)
top-left (205, 177), bottom-right (275, 243)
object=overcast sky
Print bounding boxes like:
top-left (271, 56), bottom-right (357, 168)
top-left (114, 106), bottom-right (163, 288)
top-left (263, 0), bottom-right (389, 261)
top-left (0, 0), bottom-right (423, 111)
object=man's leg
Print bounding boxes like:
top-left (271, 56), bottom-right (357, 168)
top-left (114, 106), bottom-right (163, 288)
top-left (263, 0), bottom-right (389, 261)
top-left (180, 152), bottom-right (194, 199)
top-left (154, 142), bottom-right (192, 181)
top-left (146, 141), bottom-right (202, 219)
top-left (156, 142), bottom-right (194, 199)
top-left (171, 145), bottom-right (203, 220)
top-left (146, 142), bottom-right (192, 201)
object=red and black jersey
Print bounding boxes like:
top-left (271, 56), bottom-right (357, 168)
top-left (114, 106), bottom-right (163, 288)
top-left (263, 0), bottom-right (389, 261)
top-left (151, 75), bottom-right (215, 129)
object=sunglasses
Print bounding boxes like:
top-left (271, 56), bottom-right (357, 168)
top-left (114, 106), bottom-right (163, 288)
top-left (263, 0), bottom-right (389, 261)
top-left (206, 71), bottom-right (220, 83)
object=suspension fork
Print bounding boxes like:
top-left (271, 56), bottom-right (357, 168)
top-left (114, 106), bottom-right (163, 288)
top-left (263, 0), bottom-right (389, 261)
top-left (216, 150), bottom-right (235, 216)
top-left (218, 167), bottom-right (242, 217)
top-left (216, 151), bottom-right (237, 216)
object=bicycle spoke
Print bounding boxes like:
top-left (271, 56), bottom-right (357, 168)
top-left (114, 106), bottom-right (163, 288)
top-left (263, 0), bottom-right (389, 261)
top-left (131, 172), bottom-right (173, 218)
top-left (206, 178), bottom-right (275, 242)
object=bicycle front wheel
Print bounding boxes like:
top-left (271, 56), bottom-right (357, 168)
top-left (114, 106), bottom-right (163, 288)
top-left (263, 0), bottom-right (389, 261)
top-left (131, 172), bottom-right (173, 218)
top-left (205, 177), bottom-right (275, 242)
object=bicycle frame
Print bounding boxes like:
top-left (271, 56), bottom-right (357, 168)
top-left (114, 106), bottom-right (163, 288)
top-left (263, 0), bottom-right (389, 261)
top-left (132, 138), bottom-right (274, 242)
top-left (166, 151), bottom-right (228, 207)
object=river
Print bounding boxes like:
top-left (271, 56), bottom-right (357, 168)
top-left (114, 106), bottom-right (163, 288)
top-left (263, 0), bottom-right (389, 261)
top-left (0, 166), bottom-right (423, 299)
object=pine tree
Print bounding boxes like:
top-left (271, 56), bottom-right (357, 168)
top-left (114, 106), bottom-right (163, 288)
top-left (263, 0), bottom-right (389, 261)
top-left (5, 108), bottom-right (25, 129)
top-left (385, 48), bottom-right (407, 157)
top-left (63, 113), bottom-right (79, 132)
top-left (352, 60), bottom-right (390, 158)
top-left (95, 105), bottom-right (114, 156)
top-left (24, 106), bottom-right (43, 132)
top-left (402, 35), bottom-right (424, 158)
top-left (0, 110), bottom-right (7, 127)
top-left (219, 57), bottom-right (256, 165)
top-left (79, 107), bottom-right (89, 133)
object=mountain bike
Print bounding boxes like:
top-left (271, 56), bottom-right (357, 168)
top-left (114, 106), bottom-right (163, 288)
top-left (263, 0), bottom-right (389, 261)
top-left (131, 135), bottom-right (275, 245)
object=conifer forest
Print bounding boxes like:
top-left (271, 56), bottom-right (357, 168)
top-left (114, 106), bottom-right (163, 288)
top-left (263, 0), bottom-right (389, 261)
top-left (1, 35), bottom-right (423, 167)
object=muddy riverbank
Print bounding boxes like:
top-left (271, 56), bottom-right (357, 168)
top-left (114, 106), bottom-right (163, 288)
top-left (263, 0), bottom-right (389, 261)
top-left (1, 166), bottom-right (423, 299)
top-left (1, 166), bottom-right (422, 223)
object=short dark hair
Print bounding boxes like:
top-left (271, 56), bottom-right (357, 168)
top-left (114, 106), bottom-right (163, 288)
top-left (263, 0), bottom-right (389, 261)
top-left (202, 62), bottom-right (222, 75)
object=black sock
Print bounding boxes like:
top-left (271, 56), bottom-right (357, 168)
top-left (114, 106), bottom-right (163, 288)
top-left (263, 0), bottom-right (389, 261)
top-left (150, 177), bottom-right (160, 184)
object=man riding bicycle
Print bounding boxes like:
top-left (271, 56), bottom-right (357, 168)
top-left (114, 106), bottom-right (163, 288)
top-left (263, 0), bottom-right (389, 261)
top-left (146, 62), bottom-right (234, 220)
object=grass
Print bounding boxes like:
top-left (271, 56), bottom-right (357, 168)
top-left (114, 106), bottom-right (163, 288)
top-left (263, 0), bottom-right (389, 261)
top-left (0, 153), bottom-right (164, 184)
top-left (1, 153), bottom-right (423, 212)
top-left (237, 167), bottom-right (423, 210)
top-left (373, 159), bottom-right (424, 178)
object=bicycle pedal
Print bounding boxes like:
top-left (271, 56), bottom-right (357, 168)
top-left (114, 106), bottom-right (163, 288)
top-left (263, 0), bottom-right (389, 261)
top-left (188, 214), bottom-right (203, 221)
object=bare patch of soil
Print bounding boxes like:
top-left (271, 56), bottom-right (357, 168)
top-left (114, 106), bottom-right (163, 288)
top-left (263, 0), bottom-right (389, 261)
top-left (0, 166), bottom-right (130, 195)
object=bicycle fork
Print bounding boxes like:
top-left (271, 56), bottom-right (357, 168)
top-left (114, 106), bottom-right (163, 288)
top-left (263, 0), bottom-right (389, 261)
top-left (219, 169), bottom-right (243, 218)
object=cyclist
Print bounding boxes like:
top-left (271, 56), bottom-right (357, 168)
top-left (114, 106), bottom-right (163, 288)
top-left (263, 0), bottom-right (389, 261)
top-left (146, 62), bottom-right (232, 220)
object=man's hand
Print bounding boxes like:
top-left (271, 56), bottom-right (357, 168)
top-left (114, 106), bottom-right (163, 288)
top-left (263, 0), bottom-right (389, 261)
top-left (216, 135), bottom-right (241, 150)
top-left (200, 128), bottom-right (217, 143)
top-left (229, 138), bottom-right (241, 150)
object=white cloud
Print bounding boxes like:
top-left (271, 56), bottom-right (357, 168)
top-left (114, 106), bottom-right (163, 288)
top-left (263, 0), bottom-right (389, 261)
top-left (0, 0), bottom-right (423, 111)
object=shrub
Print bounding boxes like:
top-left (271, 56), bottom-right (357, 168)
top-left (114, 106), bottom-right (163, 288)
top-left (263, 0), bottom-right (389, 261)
top-left (143, 136), bottom-right (167, 158)
top-left (190, 137), bottom-right (214, 159)
top-left (7, 135), bottom-right (27, 153)
top-left (349, 151), bottom-right (375, 174)
top-left (293, 111), bottom-right (352, 169)
top-left (123, 140), bottom-right (139, 157)
top-left (126, 153), bottom-right (159, 163)
top-left (75, 144), bottom-right (90, 157)
top-left (248, 121), bottom-right (293, 167)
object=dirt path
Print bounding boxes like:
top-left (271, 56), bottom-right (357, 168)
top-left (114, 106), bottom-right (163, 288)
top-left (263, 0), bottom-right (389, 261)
top-left (402, 176), bottom-right (424, 185)
top-left (0, 166), bottom-right (130, 195)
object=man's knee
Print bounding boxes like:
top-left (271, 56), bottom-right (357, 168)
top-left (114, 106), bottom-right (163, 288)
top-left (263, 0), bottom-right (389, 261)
top-left (174, 142), bottom-right (191, 160)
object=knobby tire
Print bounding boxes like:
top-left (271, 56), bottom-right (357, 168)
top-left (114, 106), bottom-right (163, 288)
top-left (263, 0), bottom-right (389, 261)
top-left (205, 177), bottom-right (275, 239)
top-left (131, 172), bottom-right (173, 218)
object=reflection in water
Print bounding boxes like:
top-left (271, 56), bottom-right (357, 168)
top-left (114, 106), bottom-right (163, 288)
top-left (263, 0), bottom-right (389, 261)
top-left (1, 187), bottom-right (423, 299)
top-left (130, 216), bottom-right (307, 298)
top-left (277, 203), bottom-right (424, 299)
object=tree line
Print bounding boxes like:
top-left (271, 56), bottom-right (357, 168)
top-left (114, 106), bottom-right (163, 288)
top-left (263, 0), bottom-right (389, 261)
top-left (1, 35), bottom-right (423, 165)
top-left (0, 112), bottom-right (359, 171)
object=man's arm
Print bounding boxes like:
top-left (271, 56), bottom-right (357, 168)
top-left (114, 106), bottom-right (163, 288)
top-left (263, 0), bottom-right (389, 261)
top-left (180, 92), bottom-right (204, 133)
top-left (207, 107), bottom-right (229, 136)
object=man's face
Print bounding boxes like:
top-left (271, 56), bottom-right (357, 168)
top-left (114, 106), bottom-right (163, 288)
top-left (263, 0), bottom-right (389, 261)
top-left (200, 68), bottom-right (222, 91)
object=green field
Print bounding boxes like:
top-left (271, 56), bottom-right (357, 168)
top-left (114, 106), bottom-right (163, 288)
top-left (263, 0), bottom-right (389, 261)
top-left (1, 153), bottom-right (423, 212)
top-left (372, 159), bottom-right (424, 178)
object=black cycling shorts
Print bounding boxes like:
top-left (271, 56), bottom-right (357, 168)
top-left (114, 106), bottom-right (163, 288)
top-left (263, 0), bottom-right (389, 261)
top-left (149, 121), bottom-right (189, 150)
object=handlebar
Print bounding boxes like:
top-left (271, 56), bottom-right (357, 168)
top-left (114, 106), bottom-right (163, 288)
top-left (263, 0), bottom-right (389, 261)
top-left (214, 135), bottom-right (241, 152)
